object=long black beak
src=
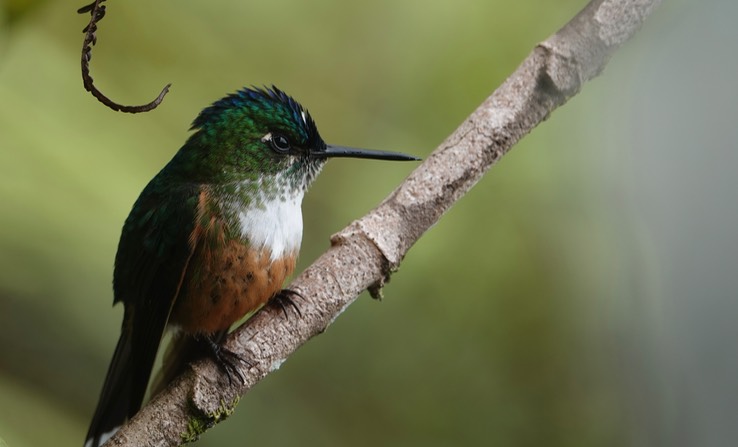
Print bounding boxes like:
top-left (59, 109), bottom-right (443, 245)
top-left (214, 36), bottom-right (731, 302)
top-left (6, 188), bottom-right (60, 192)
top-left (320, 144), bottom-right (420, 161)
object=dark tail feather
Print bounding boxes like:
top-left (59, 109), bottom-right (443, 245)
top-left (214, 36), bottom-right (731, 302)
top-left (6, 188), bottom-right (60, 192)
top-left (150, 331), bottom-right (193, 397)
top-left (151, 330), bottom-right (228, 397)
top-left (85, 326), bottom-right (152, 447)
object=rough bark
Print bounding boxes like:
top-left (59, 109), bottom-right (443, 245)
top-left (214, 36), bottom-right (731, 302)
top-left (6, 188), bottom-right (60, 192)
top-left (103, 0), bottom-right (662, 445)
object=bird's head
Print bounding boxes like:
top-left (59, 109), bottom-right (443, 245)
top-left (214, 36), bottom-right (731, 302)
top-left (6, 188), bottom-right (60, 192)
top-left (183, 86), bottom-right (418, 189)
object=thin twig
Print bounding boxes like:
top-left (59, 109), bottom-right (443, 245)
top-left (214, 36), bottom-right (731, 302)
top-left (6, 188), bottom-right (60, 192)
top-left (78, 0), bottom-right (171, 113)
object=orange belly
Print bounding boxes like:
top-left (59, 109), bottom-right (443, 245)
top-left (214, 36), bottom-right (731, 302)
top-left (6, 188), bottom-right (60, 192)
top-left (170, 239), bottom-right (296, 334)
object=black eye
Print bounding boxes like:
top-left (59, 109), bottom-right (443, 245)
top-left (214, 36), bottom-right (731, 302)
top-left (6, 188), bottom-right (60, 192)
top-left (270, 133), bottom-right (291, 153)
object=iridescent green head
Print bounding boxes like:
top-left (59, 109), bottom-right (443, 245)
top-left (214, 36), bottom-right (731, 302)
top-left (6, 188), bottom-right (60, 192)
top-left (181, 86), bottom-right (418, 189)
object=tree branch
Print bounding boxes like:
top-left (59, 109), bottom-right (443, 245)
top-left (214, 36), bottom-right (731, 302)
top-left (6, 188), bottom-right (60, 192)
top-left (102, 0), bottom-right (661, 445)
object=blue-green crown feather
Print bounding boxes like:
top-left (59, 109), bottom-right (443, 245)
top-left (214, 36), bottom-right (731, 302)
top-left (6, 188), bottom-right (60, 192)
top-left (191, 85), bottom-right (322, 147)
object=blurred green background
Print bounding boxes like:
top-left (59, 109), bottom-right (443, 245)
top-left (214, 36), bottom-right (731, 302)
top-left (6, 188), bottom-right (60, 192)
top-left (2, 0), bottom-right (737, 446)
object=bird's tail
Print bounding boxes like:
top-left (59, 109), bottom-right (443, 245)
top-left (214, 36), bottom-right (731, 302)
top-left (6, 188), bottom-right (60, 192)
top-left (84, 328), bottom-right (138, 447)
top-left (150, 331), bottom-right (194, 397)
top-left (150, 330), bottom-right (228, 397)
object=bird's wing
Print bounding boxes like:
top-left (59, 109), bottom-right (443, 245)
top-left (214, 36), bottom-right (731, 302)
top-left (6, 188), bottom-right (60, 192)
top-left (113, 179), bottom-right (199, 415)
top-left (86, 178), bottom-right (199, 447)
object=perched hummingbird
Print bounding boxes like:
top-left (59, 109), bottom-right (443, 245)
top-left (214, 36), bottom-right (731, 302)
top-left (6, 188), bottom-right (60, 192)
top-left (85, 86), bottom-right (418, 447)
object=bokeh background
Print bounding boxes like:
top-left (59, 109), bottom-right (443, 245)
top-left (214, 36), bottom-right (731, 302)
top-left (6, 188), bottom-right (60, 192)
top-left (1, 0), bottom-right (736, 446)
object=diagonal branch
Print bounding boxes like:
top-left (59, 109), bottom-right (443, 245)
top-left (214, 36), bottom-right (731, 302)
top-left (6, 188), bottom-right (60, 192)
top-left (101, 0), bottom-right (661, 445)
top-left (78, 0), bottom-right (171, 113)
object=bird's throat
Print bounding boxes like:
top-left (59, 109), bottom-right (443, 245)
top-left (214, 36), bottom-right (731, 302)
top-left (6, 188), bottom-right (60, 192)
top-left (236, 190), bottom-right (304, 261)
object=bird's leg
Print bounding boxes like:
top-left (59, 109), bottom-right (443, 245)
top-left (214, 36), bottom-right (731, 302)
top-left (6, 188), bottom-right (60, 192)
top-left (196, 333), bottom-right (251, 386)
top-left (270, 289), bottom-right (304, 319)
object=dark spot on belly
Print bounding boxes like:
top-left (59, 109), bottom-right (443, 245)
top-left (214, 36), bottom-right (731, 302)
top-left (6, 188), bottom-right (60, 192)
top-left (210, 289), bottom-right (221, 305)
top-left (245, 271), bottom-right (254, 283)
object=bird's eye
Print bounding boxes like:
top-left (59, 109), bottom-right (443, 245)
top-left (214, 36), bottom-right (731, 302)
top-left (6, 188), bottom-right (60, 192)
top-left (269, 133), bottom-right (292, 153)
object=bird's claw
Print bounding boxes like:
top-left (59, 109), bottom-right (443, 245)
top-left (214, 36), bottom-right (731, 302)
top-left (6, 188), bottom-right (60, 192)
top-left (271, 288), bottom-right (304, 319)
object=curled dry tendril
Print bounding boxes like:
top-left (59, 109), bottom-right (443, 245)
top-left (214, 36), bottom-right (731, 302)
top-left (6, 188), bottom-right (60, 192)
top-left (78, 0), bottom-right (171, 113)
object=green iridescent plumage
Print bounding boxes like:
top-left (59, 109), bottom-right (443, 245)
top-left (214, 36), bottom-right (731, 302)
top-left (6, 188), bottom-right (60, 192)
top-left (164, 86), bottom-right (325, 186)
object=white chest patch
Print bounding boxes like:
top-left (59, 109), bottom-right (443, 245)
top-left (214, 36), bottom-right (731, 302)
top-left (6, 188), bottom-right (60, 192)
top-left (238, 191), bottom-right (304, 261)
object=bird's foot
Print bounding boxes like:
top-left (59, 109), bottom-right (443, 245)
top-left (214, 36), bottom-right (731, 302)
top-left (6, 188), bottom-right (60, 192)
top-left (270, 288), bottom-right (303, 319)
top-left (198, 335), bottom-right (251, 386)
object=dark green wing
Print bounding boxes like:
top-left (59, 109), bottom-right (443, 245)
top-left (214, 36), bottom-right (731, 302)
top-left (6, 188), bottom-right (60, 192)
top-left (115, 176), bottom-right (199, 410)
top-left (86, 175), bottom-right (198, 447)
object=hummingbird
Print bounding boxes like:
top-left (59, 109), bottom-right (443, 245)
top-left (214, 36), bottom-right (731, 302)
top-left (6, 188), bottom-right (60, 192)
top-left (85, 86), bottom-right (418, 447)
